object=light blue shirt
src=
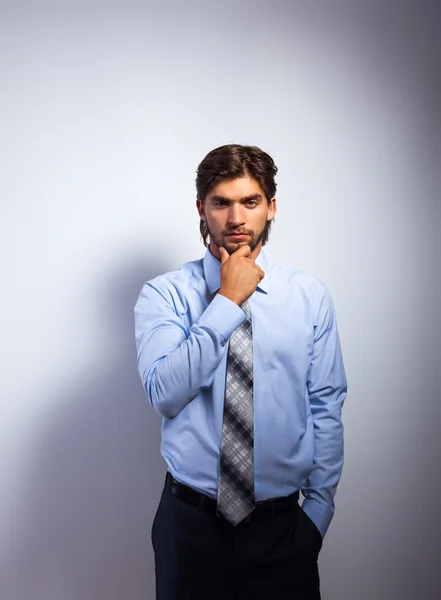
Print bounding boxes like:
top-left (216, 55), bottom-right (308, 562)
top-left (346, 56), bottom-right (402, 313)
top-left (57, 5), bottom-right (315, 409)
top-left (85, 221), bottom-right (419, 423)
top-left (134, 248), bottom-right (347, 538)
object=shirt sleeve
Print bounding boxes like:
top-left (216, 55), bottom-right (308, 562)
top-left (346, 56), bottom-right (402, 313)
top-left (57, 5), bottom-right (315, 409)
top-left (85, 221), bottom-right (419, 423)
top-left (134, 282), bottom-right (246, 419)
top-left (301, 284), bottom-right (348, 539)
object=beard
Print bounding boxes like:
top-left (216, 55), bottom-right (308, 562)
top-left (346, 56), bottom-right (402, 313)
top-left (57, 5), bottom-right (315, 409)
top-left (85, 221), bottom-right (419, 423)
top-left (207, 222), bottom-right (269, 255)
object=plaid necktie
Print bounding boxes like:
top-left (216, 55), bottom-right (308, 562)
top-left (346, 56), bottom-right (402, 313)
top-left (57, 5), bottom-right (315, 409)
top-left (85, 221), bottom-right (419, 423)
top-left (217, 299), bottom-right (255, 525)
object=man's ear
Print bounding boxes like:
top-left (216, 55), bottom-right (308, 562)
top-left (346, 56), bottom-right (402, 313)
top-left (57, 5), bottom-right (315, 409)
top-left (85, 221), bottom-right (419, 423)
top-left (267, 197), bottom-right (277, 221)
top-left (196, 198), bottom-right (206, 220)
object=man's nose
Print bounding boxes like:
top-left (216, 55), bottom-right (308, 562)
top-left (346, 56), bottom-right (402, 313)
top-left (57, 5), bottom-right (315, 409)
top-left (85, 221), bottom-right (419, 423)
top-left (227, 204), bottom-right (245, 226)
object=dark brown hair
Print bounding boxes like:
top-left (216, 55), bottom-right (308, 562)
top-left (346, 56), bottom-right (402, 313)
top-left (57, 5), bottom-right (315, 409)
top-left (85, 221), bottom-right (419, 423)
top-left (195, 144), bottom-right (278, 247)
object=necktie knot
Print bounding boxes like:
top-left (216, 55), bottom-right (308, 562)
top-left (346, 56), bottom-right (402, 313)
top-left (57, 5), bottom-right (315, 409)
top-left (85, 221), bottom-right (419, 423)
top-left (240, 299), bottom-right (251, 320)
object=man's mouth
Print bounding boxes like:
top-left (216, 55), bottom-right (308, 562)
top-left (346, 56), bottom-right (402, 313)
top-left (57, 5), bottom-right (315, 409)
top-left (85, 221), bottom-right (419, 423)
top-left (226, 233), bottom-right (249, 239)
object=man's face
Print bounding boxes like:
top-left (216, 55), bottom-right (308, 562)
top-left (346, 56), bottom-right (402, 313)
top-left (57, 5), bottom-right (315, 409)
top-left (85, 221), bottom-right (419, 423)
top-left (197, 176), bottom-right (276, 259)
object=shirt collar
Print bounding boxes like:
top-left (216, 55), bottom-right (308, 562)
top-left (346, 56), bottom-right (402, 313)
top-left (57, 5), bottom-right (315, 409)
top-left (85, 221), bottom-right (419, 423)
top-left (203, 247), bottom-right (269, 295)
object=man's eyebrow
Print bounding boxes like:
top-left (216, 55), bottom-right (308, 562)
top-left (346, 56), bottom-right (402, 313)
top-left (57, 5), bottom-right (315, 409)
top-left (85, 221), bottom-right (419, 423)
top-left (210, 193), bottom-right (263, 203)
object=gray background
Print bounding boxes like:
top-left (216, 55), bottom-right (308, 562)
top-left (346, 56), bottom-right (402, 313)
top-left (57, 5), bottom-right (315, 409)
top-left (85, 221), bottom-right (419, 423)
top-left (1, 1), bottom-right (440, 599)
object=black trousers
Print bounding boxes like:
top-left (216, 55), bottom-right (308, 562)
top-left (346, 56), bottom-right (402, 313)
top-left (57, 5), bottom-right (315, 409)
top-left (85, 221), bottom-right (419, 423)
top-left (152, 481), bottom-right (323, 600)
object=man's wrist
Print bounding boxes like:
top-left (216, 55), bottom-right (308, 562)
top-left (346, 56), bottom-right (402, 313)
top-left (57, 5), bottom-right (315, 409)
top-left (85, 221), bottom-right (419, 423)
top-left (217, 288), bottom-right (241, 305)
top-left (200, 293), bottom-right (247, 340)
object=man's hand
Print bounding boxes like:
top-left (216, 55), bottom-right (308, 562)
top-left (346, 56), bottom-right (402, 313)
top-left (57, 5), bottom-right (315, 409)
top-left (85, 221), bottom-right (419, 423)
top-left (218, 245), bottom-right (265, 305)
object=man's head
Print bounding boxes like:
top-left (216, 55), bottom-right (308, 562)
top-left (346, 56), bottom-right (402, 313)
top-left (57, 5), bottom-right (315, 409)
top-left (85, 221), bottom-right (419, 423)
top-left (196, 144), bottom-right (277, 259)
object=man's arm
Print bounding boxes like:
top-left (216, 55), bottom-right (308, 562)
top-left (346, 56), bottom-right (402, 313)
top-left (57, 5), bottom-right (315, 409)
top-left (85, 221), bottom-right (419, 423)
top-left (134, 282), bottom-right (246, 419)
top-left (134, 246), bottom-right (264, 419)
top-left (301, 284), bottom-right (348, 539)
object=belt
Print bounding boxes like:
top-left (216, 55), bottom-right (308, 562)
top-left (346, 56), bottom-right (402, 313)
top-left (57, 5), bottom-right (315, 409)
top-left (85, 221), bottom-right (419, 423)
top-left (165, 472), bottom-right (299, 523)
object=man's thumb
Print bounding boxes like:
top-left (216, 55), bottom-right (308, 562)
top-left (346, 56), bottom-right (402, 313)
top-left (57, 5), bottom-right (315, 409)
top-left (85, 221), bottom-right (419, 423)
top-left (219, 246), bottom-right (229, 264)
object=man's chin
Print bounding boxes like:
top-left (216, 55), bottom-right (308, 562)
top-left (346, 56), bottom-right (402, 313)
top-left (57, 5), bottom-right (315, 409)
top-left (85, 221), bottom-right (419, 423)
top-left (223, 240), bottom-right (252, 254)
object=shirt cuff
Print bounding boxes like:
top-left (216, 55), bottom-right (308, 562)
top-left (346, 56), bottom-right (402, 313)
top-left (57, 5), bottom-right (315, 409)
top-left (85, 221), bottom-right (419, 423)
top-left (301, 497), bottom-right (335, 539)
top-left (198, 293), bottom-right (247, 341)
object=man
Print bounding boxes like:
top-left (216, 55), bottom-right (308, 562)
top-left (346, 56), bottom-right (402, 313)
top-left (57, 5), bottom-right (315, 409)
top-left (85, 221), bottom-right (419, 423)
top-left (134, 144), bottom-right (347, 599)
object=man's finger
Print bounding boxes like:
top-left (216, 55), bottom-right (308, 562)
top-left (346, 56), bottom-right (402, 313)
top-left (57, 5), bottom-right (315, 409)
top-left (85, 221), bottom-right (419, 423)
top-left (235, 244), bottom-right (252, 257)
top-left (219, 246), bottom-right (229, 264)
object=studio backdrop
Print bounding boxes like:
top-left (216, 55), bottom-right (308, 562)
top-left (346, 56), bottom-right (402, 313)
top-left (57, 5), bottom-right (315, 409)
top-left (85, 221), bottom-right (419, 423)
top-left (1, 1), bottom-right (439, 599)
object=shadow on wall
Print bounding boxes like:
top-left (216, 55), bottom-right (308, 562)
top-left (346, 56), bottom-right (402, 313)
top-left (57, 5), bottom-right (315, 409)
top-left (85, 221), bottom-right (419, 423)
top-left (5, 251), bottom-right (171, 600)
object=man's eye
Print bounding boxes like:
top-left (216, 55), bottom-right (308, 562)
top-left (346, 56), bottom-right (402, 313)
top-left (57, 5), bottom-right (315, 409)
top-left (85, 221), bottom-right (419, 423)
top-left (247, 201), bottom-right (257, 207)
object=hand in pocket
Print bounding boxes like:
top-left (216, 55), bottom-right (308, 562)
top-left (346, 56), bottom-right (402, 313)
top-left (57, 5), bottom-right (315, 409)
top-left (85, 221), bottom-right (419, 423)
top-left (294, 506), bottom-right (323, 560)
